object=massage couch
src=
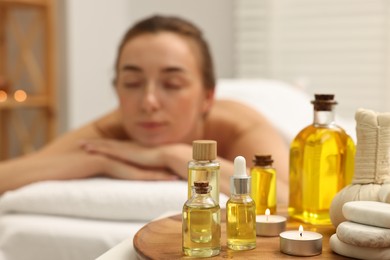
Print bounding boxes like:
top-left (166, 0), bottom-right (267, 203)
top-left (0, 79), bottom-right (355, 260)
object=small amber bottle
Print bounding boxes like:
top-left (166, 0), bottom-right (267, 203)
top-left (226, 156), bottom-right (256, 250)
top-left (289, 94), bottom-right (355, 225)
top-left (250, 154), bottom-right (277, 215)
top-left (182, 181), bottom-right (221, 257)
top-left (188, 140), bottom-right (220, 204)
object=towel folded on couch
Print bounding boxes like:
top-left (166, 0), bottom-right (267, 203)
top-left (0, 178), bottom-right (209, 221)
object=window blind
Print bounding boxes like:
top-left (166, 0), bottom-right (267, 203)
top-left (235, 0), bottom-right (390, 118)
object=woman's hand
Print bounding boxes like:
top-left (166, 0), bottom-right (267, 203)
top-left (99, 155), bottom-right (179, 181)
top-left (80, 139), bottom-right (164, 168)
top-left (80, 139), bottom-right (193, 180)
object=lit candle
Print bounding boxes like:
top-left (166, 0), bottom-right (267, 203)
top-left (280, 225), bottom-right (322, 256)
top-left (255, 208), bottom-right (286, 237)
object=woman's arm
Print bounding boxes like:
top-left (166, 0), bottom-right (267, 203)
top-left (80, 139), bottom-right (233, 195)
top-left (0, 119), bottom-right (107, 194)
top-left (0, 151), bottom-right (104, 194)
top-left (0, 111), bottom-right (176, 195)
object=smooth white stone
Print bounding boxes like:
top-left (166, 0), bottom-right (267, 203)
top-left (330, 184), bottom-right (382, 227)
top-left (337, 221), bottom-right (390, 248)
top-left (379, 183), bottom-right (390, 203)
top-left (330, 234), bottom-right (390, 260)
top-left (343, 201), bottom-right (390, 228)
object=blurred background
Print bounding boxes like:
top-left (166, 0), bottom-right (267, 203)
top-left (0, 0), bottom-right (388, 159)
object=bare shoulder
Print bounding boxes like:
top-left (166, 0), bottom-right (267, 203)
top-left (209, 99), bottom-right (268, 126)
top-left (204, 100), bottom-right (271, 154)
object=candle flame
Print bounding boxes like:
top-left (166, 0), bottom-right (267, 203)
top-left (265, 208), bottom-right (270, 221)
top-left (299, 225), bottom-right (303, 237)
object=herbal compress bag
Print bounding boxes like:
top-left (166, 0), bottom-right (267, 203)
top-left (330, 108), bottom-right (390, 227)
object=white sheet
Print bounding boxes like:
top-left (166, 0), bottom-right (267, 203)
top-left (0, 214), bottom-right (144, 260)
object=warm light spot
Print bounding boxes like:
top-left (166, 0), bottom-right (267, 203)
top-left (14, 90), bottom-right (27, 102)
top-left (265, 208), bottom-right (270, 221)
top-left (0, 90), bottom-right (7, 102)
top-left (299, 225), bottom-right (304, 237)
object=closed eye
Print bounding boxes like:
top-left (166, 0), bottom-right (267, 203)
top-left (124, 82), bottom-right (143, 88)
top-left (164, 83), bottom-right (182, 90)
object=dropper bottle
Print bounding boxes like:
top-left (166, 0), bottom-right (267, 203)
top-left (226, 156), bottom-right (257, 250)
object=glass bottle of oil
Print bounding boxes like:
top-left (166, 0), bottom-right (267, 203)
top-left (250, 154), bottom-right (277, 215)
top-left (188, 140), bottom-right (220, 204)
top-left (226, 156), bottom-right (256, 250)
top-left (182, 181), bottom-right (221, 257)
top-left (289, 94), bottom-right (355, 225)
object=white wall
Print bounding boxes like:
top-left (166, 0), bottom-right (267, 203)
top-left (65, 0), bottom-right (131, 131)
top-left (64, 0), bottom-right (234, 131)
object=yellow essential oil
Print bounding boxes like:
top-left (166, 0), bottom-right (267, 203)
top-left (289, 94), bottom-right (355, 225)
top-left (226, 195), bottom-right (257, 250)
top-left (250, 155), bottom-right (277, 215)
top-left (226, 156), bottom-right (256, 250)
top-left (188, 140), bottom-right (220, 204)
top-left (182, 181), bottom-right (221, 257)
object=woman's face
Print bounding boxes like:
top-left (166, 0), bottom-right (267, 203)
top-left (115, 32), bottom-right (214, 146)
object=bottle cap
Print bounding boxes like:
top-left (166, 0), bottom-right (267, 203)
top-left (253, 154), bottom-right (274, 166)
top-left (194, 181), bottom-right (210, 194)
top-left (231, 156), bottom-right (251, 194)
top-left (311, 94), bottom-right (337, 111)
top-left (192, 140), bottom-right (217, 160)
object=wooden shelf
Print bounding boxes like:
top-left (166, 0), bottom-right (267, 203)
top-left (0, 0), bottom-right (57, 159)
top-left (0, 96), bottom-right (49, 109)
top-left (0, 0), bottom-right (48, 7)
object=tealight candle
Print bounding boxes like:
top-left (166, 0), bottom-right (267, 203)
top-left (256, 208), bottom-right (286, 236)
top-left (280, 225), bottom-right (322, 256)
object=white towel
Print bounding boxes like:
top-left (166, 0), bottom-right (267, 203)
top-left (0, 178), bottom-right (190, 221)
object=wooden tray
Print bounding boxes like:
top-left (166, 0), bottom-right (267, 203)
top-left (133, 208), bottom-right (352, 259)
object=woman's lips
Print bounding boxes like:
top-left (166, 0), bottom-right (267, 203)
top-left (138, 121), bottom-right (167, 129)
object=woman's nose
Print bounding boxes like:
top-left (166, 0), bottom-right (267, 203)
top-left (141, 84), bottom-right (160, 113)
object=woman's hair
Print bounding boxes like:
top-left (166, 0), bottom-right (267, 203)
top-left (114, 15), bottom-right (215, 90)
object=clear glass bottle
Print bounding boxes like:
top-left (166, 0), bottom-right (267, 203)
top-left (188, 140), bottom-right (220, 204)
top-left (226, 156), bottom-right (257, 250)
top-left (250, 154), bottom-right (277, 215)
top-left (289, 94), bottom-right (355, 225)
top-left (182, 181), bottom-right (221, 257)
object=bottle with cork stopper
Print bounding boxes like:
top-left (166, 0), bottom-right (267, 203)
top-left (182, 181), bottom-right (221, 257)
top-left (188, 140), bottom-right (220, 204)
top-left (289, 94), bottom-right (355, 225)
top-left (250, 154), bottom-right (277, 215)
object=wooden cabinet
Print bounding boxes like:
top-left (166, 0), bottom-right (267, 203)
top-left (0, 0), bottom-right (56, 160)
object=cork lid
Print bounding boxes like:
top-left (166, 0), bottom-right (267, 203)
top-left (194, 181), bottom-right (210, 194)
top-left (311, 94), bottom-right (337, 111)
top-left (192, 140), bottom-right (217, 160)
top-left (253, 154), bottom-right (274, 166)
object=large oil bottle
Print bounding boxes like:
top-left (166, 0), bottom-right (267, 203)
top-left (289, 94), bottom-right (355, 225)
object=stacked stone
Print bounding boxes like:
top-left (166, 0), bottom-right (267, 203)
top-left (330, 201), bottom-right (390, 259)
